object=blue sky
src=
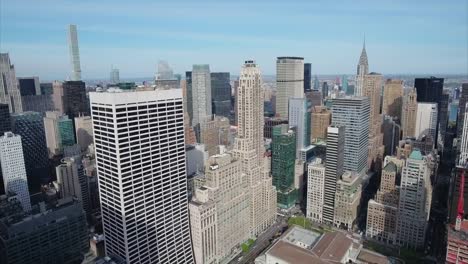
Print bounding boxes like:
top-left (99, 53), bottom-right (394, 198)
top-left (1, 0), bottom-right (467, 80)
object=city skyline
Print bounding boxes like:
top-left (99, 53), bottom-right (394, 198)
top-left (1, 0), bottom-right (467, 79)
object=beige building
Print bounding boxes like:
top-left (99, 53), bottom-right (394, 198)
top-left (200, 116), bottom-right (230, 156)
top-left (306, 158), bottom-right (325, 223)
top-left (401, 88), bottom-right (418, 139)
top-left (74, 115), bottom-right (93, 151)
top-left (362, 73), bottom-right (385, 170)
top-left (366, 162), bottom-right (400, 244)
top-left (310, 106), bottom-right (331, 142)
top-left (382, 79), bottom-right (403, 120)
top-left (232, 60), bottom-right (276, 236)
top-left (52, 81), bottom-right (64, 114)
top-left (189, 153), bottom-right (250, 264)
top-left (55, 157), bottom-right (83, 201)
top-left (334, 171), bottom-right (362, 230)
top-left (276, 57), bottom-right (304, 119)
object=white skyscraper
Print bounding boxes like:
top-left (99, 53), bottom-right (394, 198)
top-left (0, 53), bottom-right (23, 113)
top-left (397, 150), bottom-right (432, 249)
top-left (289, 97), bottom-right (310, 159)
top-left (233, 60), bottom-right (276, 236)
top-left (415, 102), bottom-right (438, 142)
top-left (276, 57), bottom-right (304, 119)
top-left (0, 132), bottom-right (31, 212)
top-left (90, 89), bottom-right (194, 263)
top-left (306, 158), bottom-right (325, 223)
top-left (191, 64), bottom-right (212, 129)
top-left (67, 24), bottom-right (81, 81)
top-left (459, 103), bottom-right (468, 165)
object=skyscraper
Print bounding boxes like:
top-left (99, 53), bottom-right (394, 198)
top-left (0, 132), bottom-right (31, 212)
top-left (355, 41), bottom-right (369, 96)
top-left (232, 60), bottom-right (276, 236)
top-left (459, 106), bottom-right (468, 164)
top-left (271, 124), bottom-right (297, 209)
top-left (306, 158), bottom-right (325, 222)
top-left (156, 60), bottom-right (174, 80)
top-left (0, 53), bottom-right (22, 113)
top-left (313, 75), bottom-right (320, 90)
top-left (90, 89), bottom-right (194, 263)
top-left (210, 72), bottom-right (231, 118)
top-left (62, 80), bottom-right (88, 119)
top-left (11, 112), bottom-right (49, 189)
top-left (44, 112), bottom-right (75, 156)
top-left (342, 75), bottom-right (349, 95)
top-left (457, 83), bottom-right (468, 137)
top-left (321, 81), bottom-right (328, 100)
top-left (331, 97), bottom-right (370, 174)
top-left (189, 65), bottom-right (212, 134)
top-left (402, 88), bottom-right (418, 139)
top-left (110, 67), bottom-right (120, 84)
top-left (199, 116), bottom-right (230, 156)
top-left (310, 106), bottom-right (331, 142)
top-left (74, 115), bottom-right (93, 151)
top-left (334, 171), bottom-right (362, 230)
top-left (17, 77), bottom-right (40, 96)
top-left (397, 150), bottom-right (432, 249)
top-left (289, 97), bottom-right (311, 159)
top-left (276, 57), bottom-right (304, 119)
top-left (67, 24), bottom-right (81, 81)
top-left (415, 102), bottom-right (438, 143)
top-left (304, 63), bottom-right (312, 92)
top-left (0, 104), bottom-right (11, 135)
top-left (322, 125), bottom-right (345, 225)
top-left (382, 79), bottom-right (403, 120)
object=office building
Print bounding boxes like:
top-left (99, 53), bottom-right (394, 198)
top-left (181, 79), bottom-right (197, 145)
top-left (55, 157), bottom-right (90, 214)
top-left (382, 115), bottom-right (401, 157)
top-left (366, 162), bottom-right (399, 244)
top-left (322, 82), bottom-right (328, 100)
top-left (276, 57), bottom-right (304, 119)
top-left (0, 104), bottom-right (11, 135)
top-left (331, 97), bottom-right (370, 174)
top-left (0, 53), bottom-right (22, 113)
top-left (457, 84), bottom-right (468, 137)
top-left (355, 41), bottom-right (369, 96)
top-left (271, 125), bottom-right (297, 209)
top-left (289, 97), bottom-right (311, 159)
top-left (44, 112), bottom-right (75, 156)
top-left (305, 89), bottom-right (322, 109)
top-left (304, 63), bottom-right (311, 92)
top-left (0, 132), bottom-right (31, 212)
top-left (232, 60), bottom-right (276, 236)
top-left (0, 198), bottom-right (88, 264)
top-left (402, 88), bottom-right (418, 139)
top-left (74, 115), bottom-right (93, 151)
top-left (189, 153), bottom-right (250, 263)
top-left (415, 77), bottom-right (444, 146)
top-left (90, 89), bottom-right (194, 263)
top-left (362, 72), bottom-right (385, 170)
top-left (189, 65), bottom-right (212, 130)
top-left (52, 81), bottom-right (64, 114)
top-left (397, 150), bottom-right (432, 249)
top-left (211, 72), bottom-right (231, 118)
top-left (40, 82), bottom-right (53, 95)
top-left (334, 171), bottom-right (362, 230)
top-left (382, 79), bottom-right (403, 120)
top-left (62, 81), bottom-right (88, 119)
top-left (199, 116), bottom-right (230, 156)
top-left (306, 158), bottom-right (325, 223)
top-left (156, 60), bottom-right (174, 80)
top-left (21, 93), bottom-right (54, 114)
top-left (264, 117), bottom-right (288, 139)
top-left (68, 24), bottom-right (82, 81)
top-left (415, 102), bottom-right (438, 143)
top-left (323, 126), bottom-right (345, 225)
top-left (17, 77), bottom-right (40, 96)
top-left (342, 75), bottom-right (349, 95)
top-left (449, 167), bottom-right (468, 225)
top-left (310, 106), bottom-right (331, 142)
top-left (11, 112), bottom-right (49, 188)
top-left (110, 68), bottom-right (120, 84)
top-left (449, 101), bottom-right (458, 123)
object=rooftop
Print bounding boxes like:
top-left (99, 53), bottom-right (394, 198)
top-left (383, 162), bottom-right (397, 173)
top-left (357, 249), bottom-right (389, 264)
top-left (312, 232), bottom-right (352, 263)
top-left (448, 220), bottom-right (468, 243)
top-left (282, 226), bottom-right (321, 249)
top-left (409, 149), bottom-right (423, 160)
top-left (267, 240), bottom-right (327, 264)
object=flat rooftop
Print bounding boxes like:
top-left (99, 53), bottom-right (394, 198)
top-left (267, 240), bottom-right (327, 264)
top-left (282, 226), bottom-right (321, 249)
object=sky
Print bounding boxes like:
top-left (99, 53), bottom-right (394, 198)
top-left (1, 0), bottom-right (467, 80)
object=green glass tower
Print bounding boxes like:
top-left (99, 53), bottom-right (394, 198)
top-left (58, 116), bottom-right (75, 147)
top-left (271, 124), bottom-right (297, 209)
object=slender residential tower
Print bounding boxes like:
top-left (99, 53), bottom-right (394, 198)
top-left (90, 89), bottom-right (194, 263)
top-left (233, 60), bottom-right (276, 236)
top-left (68, 24), bottom-right (81, 81)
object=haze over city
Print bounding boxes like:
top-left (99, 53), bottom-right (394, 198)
top-left (1, 0), bottom-right (467, 79)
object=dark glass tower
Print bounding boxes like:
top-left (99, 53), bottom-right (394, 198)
top-left (210, 72), bottom-right (231, 118)
top-left (414, 77), bottom-right (444, 148)
top-left (185, 71), bottom-right (193, 126)
top-left (322, 81), bottom-right (329, 100)
top-left (304, 63), bottom-right (311, 92)
top-left (11, 112), bottom-right (50, 190)
top-left (0, 104), bottom-right (11, 135)
top-left (62, 81), bottom-right (88, 119)
top-left (18, 77), bottom-right (39, 96)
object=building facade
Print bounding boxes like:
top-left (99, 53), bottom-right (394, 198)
top-left (189, 65), bottom-right (212, 131)
top-left (211, 72), bottom-right (231, 118)
top-left (288, 97), bottom-right (310, 159)
top-left (0, 104), bottom-right (11, 136)
top-left (401, 88), bottom-right (418, 139)
top-left (199, 116), bottom-right (230, 156)
top-left (62, 81), bottom-right (88, 119)
top-left (355, 42), bottom-right (369, 97)
top-left (74, 115), bottom-right (93, 151)
top-left (68, 24), bottom-right (82, 81)
top-left (276, 57), bottom-right (304, 119)
top-left (415, 102), bottom-right (438, 142)
top-left (90, 89), bottom-right (194, 263)
top-left (334, 171), bottom-right (362, 230)
top-left (0, 53), bottom-right (22, 113)
top-left (382, 79), bottom-right (403, 120)
top-left (304, 63), bottom-right (311, 92)
top-left (44, 112), bottom-right (75, 156)
top-left (306, 158), bottom-right (325, 223)
top-left (457, 83), bottom-right (468, 137)
top-left (310, 106), bottom-right (331, 142)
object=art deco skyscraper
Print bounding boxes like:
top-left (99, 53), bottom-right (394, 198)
top-left (401, 88), bottom-right (418, 139)
top-left (0, 132), bottom-right (31, 212)
top-left (0, 53), bottom-right (23, 113)
top-left (90, 89), bottom-right (194, 263)
top-left (276, 57), bottom-right (304, 119)
top-left (233, 60), bottom-right (276, 236)
top-left (355, 41), bottom-right (369, 96)
top-left (68, 25), bottom-right (81, 81)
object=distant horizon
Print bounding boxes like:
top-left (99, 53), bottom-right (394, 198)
top-left (1, 0), bottom-right (467, 80)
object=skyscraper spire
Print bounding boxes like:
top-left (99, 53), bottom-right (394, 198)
top-left (357, 38), bottom-right (369, 76)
